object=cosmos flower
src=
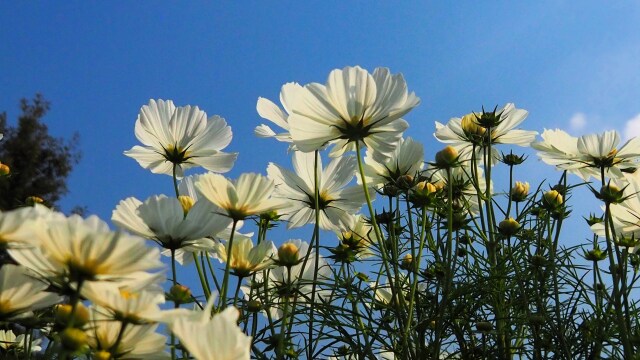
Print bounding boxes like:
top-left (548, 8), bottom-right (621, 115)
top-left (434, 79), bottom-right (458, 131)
top-left (82, 281), bottom-right (165, 324)
top-left (196, 172), bottom-right (286, 221)
top-left (267, 151), bottom-right (367, 231)
top-left (86, 309), bottom-right (169, 359)
top-left (214, 237), bottom-right (275, 277)
top-left (0, 206), bottom-right (45, 249)
top-left (287, 66), bottom-right (420, 160)
top-left (0, 264), bottom-right (60, 320)
top-left (8, 214), bottom-right (163, 285)
top-left (533, 129), bottom-right (640, 181)
top-left (434, 104), bottom-right (537, 163)
top-left (0, 330), bottom-right (42, 353)
top-left (112, 194), bottom-right (231, 265)
top-left (124, 99), bottom-right (238, 178)
top-left (360, 136), bottom-right (424, 189)
top-left (255, 82), bottom-right (303, 146)
top-left (171, 296), bottom-right (251, 360)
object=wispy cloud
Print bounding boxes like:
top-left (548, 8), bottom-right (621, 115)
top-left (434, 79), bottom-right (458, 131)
top-left (569, 112), bottom-right (587, 132)
top-left (623, 113), bottom-right (640, 140)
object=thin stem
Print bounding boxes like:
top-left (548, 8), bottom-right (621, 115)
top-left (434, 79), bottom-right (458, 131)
top-left (220, 219), bottom-right (239, 310)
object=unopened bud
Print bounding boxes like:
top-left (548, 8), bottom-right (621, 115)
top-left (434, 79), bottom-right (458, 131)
top-left (169, 284), bottom-right (192, 304)
top-left (461, 113), bottom-right (486, 137)
top-left (55, 303), bottom-right (90, 327)
top-left (599, 183), bottom-right (625, 204)
top-left (25, 196), bottom-right (44, 206)
top-left (510, 181), bottom-right (529, 202)
top-left (498, 218), bottom-right (520, 236)
top-left (0, 163), bottom-right (9, 176)
top-left (246, 300), bottom-right (262, 313)
top-left (277, 242), bottom-right (300, 266)
top-left (401, 254), bottom-right (413, 270)
top-left (583, 247), bottom-right (607, 262)
top-left (542, 190), bottom-right (563, 209)
top-left (60, 328), bottom-right (87, 351)
top-left (414, 181), bottom-right (437, 196)
top-left (396, 174), bottom-right (414, 190)
top-left (434, 146), bottom-right (459, 168)
top-left (94, 351), bottom-right (112, 360)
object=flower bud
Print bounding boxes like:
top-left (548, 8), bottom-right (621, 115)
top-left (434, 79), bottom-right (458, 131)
top-left (501, 152), bottom-right (526, 166)
top-left (476, 106), bottom-right (502, 128)
top-left (599, 183), bottom-right (625, 204)
top-left (584, 213), bottom-right (603, 226)
top-left (94, 351), bottom-right (112, 360)
top-left (583, 247), bottom-right (607, 262)
top-left (400, 254), bottom-right (413, 271)
top-left (177, 196), bottom-right (195, 216)
top-left (246, 300), bottom-right (262, 313)
top-left (277, 242), bottom-right (300, 266)
top-left (169, 284), bottom-right (192, 304)
top-left (434, 146), bottom-right (459, 168)
top-left (0, 163), bottom-right (9, 176)
top-left (498, 218), bottom-right (520, 237)
top-left (396, 174), bottom-right (414, 190)
top-left (414, 181), bottom-right (437, 197)
top-left (25, 196), bottom-right (45, 206)
top-left (542, 190), bottom-right (563, 209)
top-left (382, 183), bottom-right (400, 197)
top-left (461, 113), bottom-right (486, 137)
top-left (60, 328), bottom-right (87, 351)
top-left (55, 303), bottom-right (90, 327)
top-left (510, 181), bottom-right (529, 202)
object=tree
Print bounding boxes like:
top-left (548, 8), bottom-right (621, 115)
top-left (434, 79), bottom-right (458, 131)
top-left (0, 94), bottom-right (81, 210)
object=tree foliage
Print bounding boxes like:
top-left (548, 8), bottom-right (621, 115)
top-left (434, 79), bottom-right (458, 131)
top-left (0, 94), bottom-right (81, 210)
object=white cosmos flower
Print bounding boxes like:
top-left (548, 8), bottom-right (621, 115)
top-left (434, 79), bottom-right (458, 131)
top-left (360, 136), bottom-right (424, 188)
top-left (171, 298), bottom-right (251, 360)
top-left (86, 309), bottom-right (169, 359)
top-left (243, 240), bottom-right (331, 320)
top-left (8, 214), bottom-right (163, 285)
top-left (0, 206), bottom-right (45, 248)
top-left (112, 194), bottom-right (231, 265)
top-left (214, 237), bottom-right (275, 277)
top-left (196, 172), bottom-right (286, 221)
top-left (0, 330), bottom-right (42, 353)
top-left (267, 151), bottom-right (367, 231)
top-left (288, 66), bottom-right (420, 160)
top-left (434, 104), bottom-right (537, 164)
top-left (531, 129), bottom-right (598, 181)
top-left (255, 82), bottom-right (302, 146)
top-left (124, 99), bottom-right (238, 178)
top-left (534, 129), bottom-right (640, 180)
top-left (0, 264), bottom-right (60, 320)
top-left (82, 281), bottom-right (165, 324)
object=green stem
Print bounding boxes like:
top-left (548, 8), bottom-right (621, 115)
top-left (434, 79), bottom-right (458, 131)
top-left (220, 219), bottom-right (239, 310)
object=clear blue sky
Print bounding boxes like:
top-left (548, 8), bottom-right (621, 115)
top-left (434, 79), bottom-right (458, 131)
top-left (1, 1), bottom-right (640, 224)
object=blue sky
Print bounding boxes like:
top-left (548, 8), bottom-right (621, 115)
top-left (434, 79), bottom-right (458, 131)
top-left (1, 1), bottom-right (640, 225)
